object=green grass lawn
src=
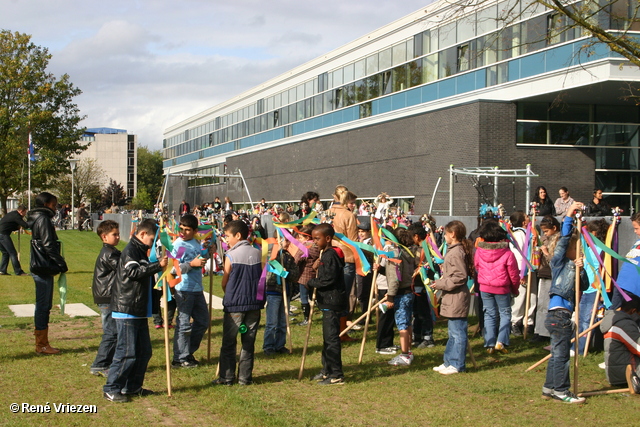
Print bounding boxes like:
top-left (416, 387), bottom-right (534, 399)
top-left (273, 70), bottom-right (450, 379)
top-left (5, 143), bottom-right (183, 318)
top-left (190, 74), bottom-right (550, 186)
top-left (0, 230), bottom-right (638, 426)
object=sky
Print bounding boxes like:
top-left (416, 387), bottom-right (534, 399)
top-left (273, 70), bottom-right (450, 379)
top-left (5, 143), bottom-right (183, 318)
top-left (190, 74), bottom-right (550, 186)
top-left (1, 0), bottom-right (433, 151)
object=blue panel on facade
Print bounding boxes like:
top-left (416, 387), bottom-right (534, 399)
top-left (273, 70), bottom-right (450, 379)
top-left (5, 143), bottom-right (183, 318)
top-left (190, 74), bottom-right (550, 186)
top-left (391, 92), bottom-right (407, 110)
top-left (474, 69), bottom-right (487, 90)
top-left (438, 78), bottom-right (455, 98)
top-left (406, 87), bottom-right (421, 107)
top-left (371, 100), bottom-right (379, 115)
top-left (292, 122), bottom-right (304, 135)
top-left (520, 52), bottom-right (546, 79)
top-left (456, 72), bottom-right (476, 94)
top-left (377, 96), bottom-right (392, 114)
top-left (422, 84), bottom-right (437, 102)
top-left (347, 106), bottom-right (359, 122)
top-left (508, 59), bottom-right (521, 81)
top-left (546, 44), bottom-right (575, 71)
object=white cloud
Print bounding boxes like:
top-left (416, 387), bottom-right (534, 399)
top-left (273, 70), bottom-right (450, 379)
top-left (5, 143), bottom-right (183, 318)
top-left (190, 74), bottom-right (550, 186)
top-left (1, 0), bottom-right (432, 150)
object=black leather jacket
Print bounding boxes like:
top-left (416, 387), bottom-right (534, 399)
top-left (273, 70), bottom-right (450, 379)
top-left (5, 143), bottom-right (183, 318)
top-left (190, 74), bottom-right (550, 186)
top-left (27, 206), bottom-right (68, 274)
top-left (92, 244), bottom-right (121, 304)
top-left (111, 235), bottom-right (162, 317)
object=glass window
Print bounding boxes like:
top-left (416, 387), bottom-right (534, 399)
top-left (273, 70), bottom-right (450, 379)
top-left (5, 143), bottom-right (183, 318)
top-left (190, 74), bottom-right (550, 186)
top-left (408, 59), bottom-right (423, 87)
top-left (439, 21), bottom-right (457, 49)
top-left (497, 25), bottom-right (517, 61)
top-left (314, 94), bottom-right (324, 115)
top-left (549, 104), bottom-right (590, 122)
top-left (393, 64), bottom-right (408, 92)
top-left (476, 5), bottom-right (498, 35)
top-left (281, 90), bottom-right (289, 106)
top-left (414, 33), bottom-right (423, 57)
top-left (267, 96), bottom-right (274, 112)
top-left (379, 48), bottom-right (392, 70)
top-left (354, 59), bottom-right (366, 80)
top-left (366, 53), bottom-right (379, 75)
top-left (520, 0), bottom-right (547, 20)
top-left (343, 83), bottom-right (355, 106)
top-left (476, 35), bottom-right (497, 67)
top-left (423, 53), bottom-right (438, 83)
top-left (457, 44), bottom-right (471, 72)
top-left (382, 71), bottom-right (393, 95)
top-left (266, 112), bottom-right (274, 130)
top-left (304, 98), bottom-right (313, 118)
top-left (318, 72), bottom-right (328, 92)
top-left (323, 91), bottom-right (333, 112)
top-left (332, 68), bottom-right (343, 87)
top-left (305, 80), bottom-right (315, 97)
top-left (521, 15), bottom-right (547, 54)
top-left (274, 93), bottom-right (281, 109)
top-left (343, 63), bottom-right (355, 83)
top-left (360, 102), bottom-right (372, 119)
top-left (595, 105), bottom-right (639, 123)
top-left (517, 102), bottom-right (548, 120)
top-left (392, 42), bottom-right (407, 66)
top-left (355, 79), bottom-right (366, 103)
top-left (280, 106), bottom-right (289, 125)
top-left (439, 46), bottom-right (458, 78)
top-left (497, 0), bottom-right (520, 22)
top-left (297, 101), bottom-right (305, 120)
top-left (296, 84), bottom-right (305, 101)
top-left (334, 88), bottom-right (344, 109)
top-left (429, 28), bottom-right (438, 52)
top-left (406, 39), bottom-right (414, 60)
top-left (366, 74), bottom-right (381, 100)
top-left (289, 87), bottom-right (297, 103)
top-left (288, 103), bottom-right (297, 122)
top-left (457, 17), bottom-right (476, 42)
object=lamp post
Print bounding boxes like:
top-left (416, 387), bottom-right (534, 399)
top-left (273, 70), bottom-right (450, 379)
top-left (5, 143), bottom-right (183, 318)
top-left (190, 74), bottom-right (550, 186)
top-left (68, 158), bottom-right (78, 229)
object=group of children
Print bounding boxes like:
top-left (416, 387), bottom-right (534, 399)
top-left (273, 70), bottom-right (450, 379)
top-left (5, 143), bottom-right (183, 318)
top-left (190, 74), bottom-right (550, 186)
top-left (85, 195), bottom-right (640, 404)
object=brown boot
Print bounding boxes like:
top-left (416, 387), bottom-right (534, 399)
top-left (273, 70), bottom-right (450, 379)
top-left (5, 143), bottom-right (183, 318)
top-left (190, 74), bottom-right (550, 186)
top-left (339, 316), bottom-right (356, 342)
top-left (35, 329), bottom-right (61, 355)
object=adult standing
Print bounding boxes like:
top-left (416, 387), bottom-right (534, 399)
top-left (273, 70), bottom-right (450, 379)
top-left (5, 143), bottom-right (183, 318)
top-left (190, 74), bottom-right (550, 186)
top-left (76, 203), bottom-right (88, 231)
top-left (28, 192), bottom-right (68, 354)
top-left (553, 187), bottom-right (574, 218)
top-left (0, 205), bottom-right (29, 276)
top-left (585, 189), bottom-right (611, 216)
top-left (179, 200), bottom-right (190, 216)
top-left (533, 186), bottom-right (555, 216)
top-left (223, 197), bottom-right (233, 214)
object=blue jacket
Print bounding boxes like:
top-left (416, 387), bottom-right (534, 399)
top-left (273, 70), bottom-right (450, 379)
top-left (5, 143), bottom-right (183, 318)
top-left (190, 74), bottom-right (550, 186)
top-left (549, 216), bottom-right (588, 310)
top-left (223, 240), bottom-right (264, 312)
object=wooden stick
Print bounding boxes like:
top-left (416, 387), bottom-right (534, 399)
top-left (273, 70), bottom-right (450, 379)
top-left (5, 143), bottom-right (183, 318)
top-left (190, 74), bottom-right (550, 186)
top-left (298, 288), bottom-right (317, 381)
top-left (340, 296), bottom-right (387, 337)
top-left (162, 276), bottom-right (173, 397)
top-left (582, 288), bottom-right (601, 358)
top-left (525, 319), bottom-right (602, 372)
top-left (358, 270), bottom-right (379, 364)
top-left (578, 388), bottom-right (630, 397)
top-left (207, 247), bottom-right (214, 363)
top-left (574, 216), bottom-right (582, 396)
top-left (467, 340), bottom-right (478, 369)
top-left (280, 237), bottom-right (293, 354)
top-left (374, 281), bottom-right (380, 331)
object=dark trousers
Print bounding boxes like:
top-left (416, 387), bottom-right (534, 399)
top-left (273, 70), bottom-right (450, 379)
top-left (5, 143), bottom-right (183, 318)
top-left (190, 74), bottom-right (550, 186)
top-left (544, 309), bottom-right (573, 392)
top-left (356, 272), bottom-right (373, 313)
top-left (412, 291), bottom-right (433, 341)
top-left (321, 309), bottom-right (344, 379)
top-left (103, 318), bottom-right (152, 394)
top-left (33, 273), bottom-right (54, 330)
top-left (376, 289), bottom-right (396, 349)
top-left (91, 304), bottom-right (117, 369)
top-left (219, 310), bottom-right (261, 383)
top-left (152, 289), bottom-right (176, 326)
top-left (0, 234), bottom-right (24, 275)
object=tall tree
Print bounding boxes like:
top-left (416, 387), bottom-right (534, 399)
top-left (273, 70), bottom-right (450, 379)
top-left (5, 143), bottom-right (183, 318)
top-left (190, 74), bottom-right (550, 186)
top-left (102, 179), bottom-right (127, 208)
top-left (54, 158), bottom-right (105, 208)
top-left (0, 30), bottom-right (86, 213)
top-left (136, 145), bottom-right (164, 203)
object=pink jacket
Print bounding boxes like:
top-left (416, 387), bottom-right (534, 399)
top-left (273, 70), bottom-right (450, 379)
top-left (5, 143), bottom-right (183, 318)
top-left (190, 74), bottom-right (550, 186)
top-left (474, 241), bottom-right (520, 296)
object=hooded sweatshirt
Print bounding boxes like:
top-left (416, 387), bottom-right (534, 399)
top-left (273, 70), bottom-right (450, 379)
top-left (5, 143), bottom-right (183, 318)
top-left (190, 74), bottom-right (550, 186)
top-left (474, 241), bottom-right (520, 295)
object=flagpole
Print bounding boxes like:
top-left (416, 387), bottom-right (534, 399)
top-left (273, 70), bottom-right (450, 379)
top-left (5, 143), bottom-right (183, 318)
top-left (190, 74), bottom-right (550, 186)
top-left (28, 133), bottom-right (32, 211)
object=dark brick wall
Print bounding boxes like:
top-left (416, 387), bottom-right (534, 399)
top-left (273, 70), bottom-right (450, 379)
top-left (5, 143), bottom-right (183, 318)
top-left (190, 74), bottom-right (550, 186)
top-left (168, 100), bottom-right (596, 217)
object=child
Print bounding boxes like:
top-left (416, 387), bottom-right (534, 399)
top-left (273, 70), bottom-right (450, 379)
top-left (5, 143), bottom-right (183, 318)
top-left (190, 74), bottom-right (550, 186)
top-left (610, 212), bottom-right (640, 310)
top-left (263, 233), bottom-right (299, 355)
top-left (532, 215), bottom-right (560, 342)
top-left (409, 223), bottom-right (436, 349)
top-left (431, 220), bottom-right (474, 375)
top-left (600, 291), bottom-right (640, 393)
top-left (308, 223), bottom-right (348, 385)
top-left (374, 230), bottom-right (397, 354)
top-left (294, 224), bottom-right (319, 326)
top-left (103, 219), bottom-right (167, 403)
top-left (473, 220), bottom-right (520, 354)
top-left (171, 214), bottom-right (208, 368)
top-left (541, 201), bottom-right (588, 404)
top-left (509, 210), bottom-right (533, 337)
top-left (355, 221), bottom-right (374, 316)
top-left (386, 227), bottom-right (417, 366)
top-left (90, 220), bottom-right (121, 377)
top-left (213, 220), bottom-right (264, 386)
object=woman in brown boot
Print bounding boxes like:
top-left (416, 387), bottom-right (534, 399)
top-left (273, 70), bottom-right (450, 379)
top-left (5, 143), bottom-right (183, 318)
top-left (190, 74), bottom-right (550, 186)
top-left (28, 192), bottom-right (68, 354)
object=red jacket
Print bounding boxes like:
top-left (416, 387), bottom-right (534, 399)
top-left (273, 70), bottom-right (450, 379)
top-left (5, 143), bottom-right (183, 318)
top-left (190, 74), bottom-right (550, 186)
top-left (474, 241), bottom-right (519, 296)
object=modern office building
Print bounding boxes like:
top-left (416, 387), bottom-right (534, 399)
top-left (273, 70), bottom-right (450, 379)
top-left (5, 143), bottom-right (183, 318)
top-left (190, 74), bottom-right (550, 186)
top-left (78, 127), bottom-right (137, 200)
top-left (162, 0), bottom-right (640, 215)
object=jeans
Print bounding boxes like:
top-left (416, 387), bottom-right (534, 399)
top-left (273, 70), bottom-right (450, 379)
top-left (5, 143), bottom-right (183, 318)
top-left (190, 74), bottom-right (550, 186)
top-left (413, 291), bottom-right (433, 341)
top-left (299, 283), bottom-right (309, 305)
top-left (263, 293), bottom-right (286, 352)
top-left (173, 290), bottom-right (209, 362)
top-left (393, 292), bottom-right (414, 331)
top-left (33, 273), bottom-right (54, 330)
top-left (376, 290), bottom-right (396, 349)
top-left (0, 234), bottom-right (24, 274)
top-left (219, 310), bottom-right (261, 383)
top-left (578, 291), bottom-right (597, 354)
top-left (91, 304), bottom-right (117, 369)
top-left (103, 318), bottom-right (152, 394)
top-left (152, 288), bottom-right (176, 326)
top-left (544, 309), bottom-right (573, 392)
top-left (321, 309), bottom-right (343, 379)
top-left (481, 292), bottom-right (512, 347)
top-left (443, 317), bottom-right (468, 372)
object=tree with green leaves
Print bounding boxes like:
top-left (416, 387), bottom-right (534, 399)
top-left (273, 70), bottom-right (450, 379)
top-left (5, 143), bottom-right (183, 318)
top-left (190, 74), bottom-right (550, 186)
top-left (102, 179), bottom-right (127, 208)
top-left (54, 158), bottom-right (105, 209)
top-left (0, 30), bottom-right (86, 214)
top-left (136, 145), bottom-right (164, 203)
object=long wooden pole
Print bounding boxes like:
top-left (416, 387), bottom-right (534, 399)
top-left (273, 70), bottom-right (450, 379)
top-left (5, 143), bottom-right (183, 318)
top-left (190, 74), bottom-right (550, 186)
top-left (582, 288), bottom-right (601, 357)
top-left (578, 388), bottom-right (630, 397)
top-left (207, 246), bottom-right (215, 362)
top-left (162, 275), bottom-right (173, 397)
top-left (467, 340), bottom-right (478, 369)
top-left (358, 270), bottom-right (378, 364)
top-left (298, 249), bottom-right (322, 381)
top-left (340, 296), bottom-right (387, 337)
top-left (525, 319), bottom-right (602, 372)
top-left (523, 210), bottom-right (536, 340)
top-left (574, 217), bottom-right (582, 395)
top-left (280, 237), bottom-right (293, 353)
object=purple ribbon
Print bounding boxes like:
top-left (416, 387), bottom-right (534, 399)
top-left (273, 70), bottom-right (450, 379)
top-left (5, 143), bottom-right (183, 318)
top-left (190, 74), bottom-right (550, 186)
top-left (256, 264), bottom-right (267, 302)
top-left (581, 227), bottom-right (630, 302)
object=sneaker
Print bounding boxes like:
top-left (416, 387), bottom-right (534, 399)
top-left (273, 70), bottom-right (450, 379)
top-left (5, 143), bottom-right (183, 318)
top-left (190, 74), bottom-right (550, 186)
top-left (349, 322), bottom-right (363, 331)
top-left (16, 272), bottom-right (31, 276)
top-left (277, 347), bottom-right (291, 354)
top-left (238, 380), bottom-right (253, 386)
top-left (298, 320), bottom-right (309, 326)
top-left (311, 372), bottom-right (327, 381)
top-left (90, 368), bottom-right (109, 377)
top-left (263, 349), bottom-right (277, 357)
top-left (0, 272), bottom-right (8, 276)
top-left (626, 365), bottom-right (640, 394)
top-left (186, 355), bottom-right (200, 365)
top-left (511, 323), bottom-right (523, 336)
top-left (376, 347), bottom-right (397, 355)
top-left (569, 349), bottom-right (575, 358)
top-left (212, 378), bottom-right (233, 386)
top-left (495, 342), bottom-right (509, 354)
top-left (486, 347), bottom-right (495, 354)
top-left (542, 387), bottom-right (554, 400)
top-left (598, 362), bottom-right (606, 369)
top-left (551, 390), bottom-right (585, 404)
top-left (103, 392), bottom-right (129, 403)
top-left (417, 338), bottom-right (435, 349)
top-left (155, 325), bottom-right (163, 329)
top-left (318, 377), bottom-right (345, 385)
top-left (172, 360), bottom-right (198, 368)
top-left (438, 366), bottom-right (459, 375)
top-left (433, 364), bottom-right (447, 372)
top-left (289, 305), bottom-right (298, 312)
top-left (122, 388), bottom-right (155, 397)
top-left (388, 354), bottom-right (412, 366)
